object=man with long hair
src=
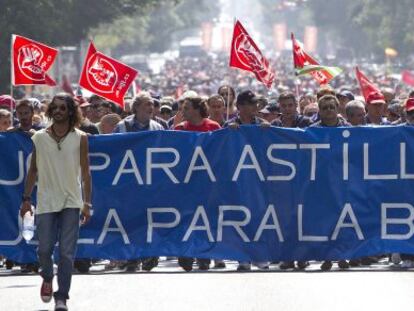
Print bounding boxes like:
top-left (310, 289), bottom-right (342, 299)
top-left (20, 93), bottom-right (92, 311)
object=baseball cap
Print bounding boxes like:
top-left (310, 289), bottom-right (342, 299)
top-left (260, 103), bottom-right (279, 114)
top-left (337, 90), bottom-right (355, 101)
top-left (237, 90), bottom-right (258, 105)
top-left (0, 95), bottom-right (16, 110)
top-left (179, 90), bottom-right (198, 102)
top-left (366, 92), bottom-right (386, 105)
top-left (160, 105), bottom-right (172, 113)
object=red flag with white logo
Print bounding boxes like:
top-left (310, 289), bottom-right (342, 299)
top-left (11, 34), bottom-right (58, 86)
top-left (79, 42), bottom-right (138, 108)
top-left (229, 20), bottom-right (274, 88)
top-left (291, 33), bottom-right (336, 85)
top-left (402, 70), bottom-right (414, 87)
top-left (355, 66), bottom-right (382, 101)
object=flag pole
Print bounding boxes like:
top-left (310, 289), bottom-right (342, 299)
top-left (226, 18), bottom-right (237, 122)
top-left (226, 85), bottom-right (230, 121)
top-left (10, 35), bottom-right (14, 126)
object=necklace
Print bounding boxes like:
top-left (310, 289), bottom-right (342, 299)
top-left (50, 125), bottom-right (71, 151)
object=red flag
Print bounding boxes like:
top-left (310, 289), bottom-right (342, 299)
top-left (175, 84), bottom-right (184, 99)
top-left (61, 74), bottom-right (75, 96)
top-left (402, 70), bottom-right (414, 87)
top-left (11, 34), bottom-right (57, 86)
top-left (79, 42), bottom-right (138, 108)
top-left (355, 66), bottom-right (382, 101)
top-left (291, 33), bottom-right (335, 85)
top-left (229, 20), bottom-right (274, 88)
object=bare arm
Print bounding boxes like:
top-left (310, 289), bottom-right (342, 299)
top-left (20, 147), bottom-right (38, 218)
top-left (80, 134), bottom-right (92, 224)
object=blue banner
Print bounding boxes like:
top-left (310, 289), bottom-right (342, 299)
top-left (1, 126), bottom-right (414, 263)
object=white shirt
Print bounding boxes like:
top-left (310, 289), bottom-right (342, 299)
top-left (32, 128), bottom-right (83, 214)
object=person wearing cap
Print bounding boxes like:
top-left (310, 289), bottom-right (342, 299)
top-left (223, 90), bottom-right (270, 271)
top-left (337, 90), bottom-right (355, 119)
top-left (271, 92), bottom-right (312, 128)
top-left (259, 102), bottom-right (281, 123)
top-left (159, 105), bottom-right (172, 122)
top-left (0, 94), bottom-right (16, 111)
top-left (223, 90), bottom-right (269, 129)
top-left (365, 92), bottom-right (390, 125)
top-left (402, 97), bottom-right (414, 126)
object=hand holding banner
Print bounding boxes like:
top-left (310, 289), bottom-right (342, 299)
top-left (229, 20), bottom-right (275, 88)
top-left (79, 42), bottom-right (138, 108)
top-left (12, 35), bottom-right (58, 86)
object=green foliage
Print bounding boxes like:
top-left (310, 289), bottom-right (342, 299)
top-left (89, 0), bottom-right (220, 55)
top-left (307, 0), bottom-right (414, 58)
top-left (0, 0), bottom-right (166, 93)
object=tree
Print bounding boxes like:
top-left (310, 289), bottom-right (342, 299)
top-left (90, 0), bottom-right (220, 55)
top-left (0, 0), bottom-right (169, 94)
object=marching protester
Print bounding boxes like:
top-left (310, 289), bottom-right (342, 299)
top-left (345, 100), bottom-right (367, 126)
top-left (174, 95), bottom-right (221, 271)
top-left (0, 109), bottom-right (11, 131)
top-left (271, 92), bottom-right (312, 128)
top-left (310, 94), bottom-right (350, 270)
top-left (365, 92), bottom-right (390, 125)
top-left (8, 99), bottom-right (44, 136)
top-left (20, 93), bottom-right (92, 311)
top-left (224, 89), bottom-right (270, 271)
top-left (207, 94), bottom-right (226, 126)
top-left (113, 91), bottom-right (163, 272)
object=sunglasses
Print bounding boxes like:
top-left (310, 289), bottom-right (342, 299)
top-left (50, 105), bottom-right (67, 112)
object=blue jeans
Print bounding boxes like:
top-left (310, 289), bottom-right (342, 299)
top-left (36, 208), bottom-right (80, 301)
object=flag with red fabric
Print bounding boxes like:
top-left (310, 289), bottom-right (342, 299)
top-left (402, 70), bottom-right (414, 87)
top-left (355, 66), bottom-right (382, 101)
top-left (11, 34), bottom-right (58, 86)
top-left (79, 42), bottom-right (138, 108)
top-left (229, 20), bottom-right (274, 88)
top-left (291, 33), bottom-right (341, 85)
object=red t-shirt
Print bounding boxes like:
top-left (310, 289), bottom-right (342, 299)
top-left (174, 118), bottom-right (221, 132)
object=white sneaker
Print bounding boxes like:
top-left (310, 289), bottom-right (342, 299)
top-left (401, 260), bottom-right (414, 269)
top-left (390, 253), bottom-right (401, 265)
top-left (55, 300), bottom-right (68, 311)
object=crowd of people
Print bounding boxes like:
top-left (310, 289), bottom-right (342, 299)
top-left (1, 54), bottom-right (414, 277)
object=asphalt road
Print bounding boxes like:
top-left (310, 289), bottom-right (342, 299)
top-left (1, 259), bottom-right (413, 311)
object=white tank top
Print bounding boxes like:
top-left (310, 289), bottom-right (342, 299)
top-left (32, 128), bottom-right (83, 214)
